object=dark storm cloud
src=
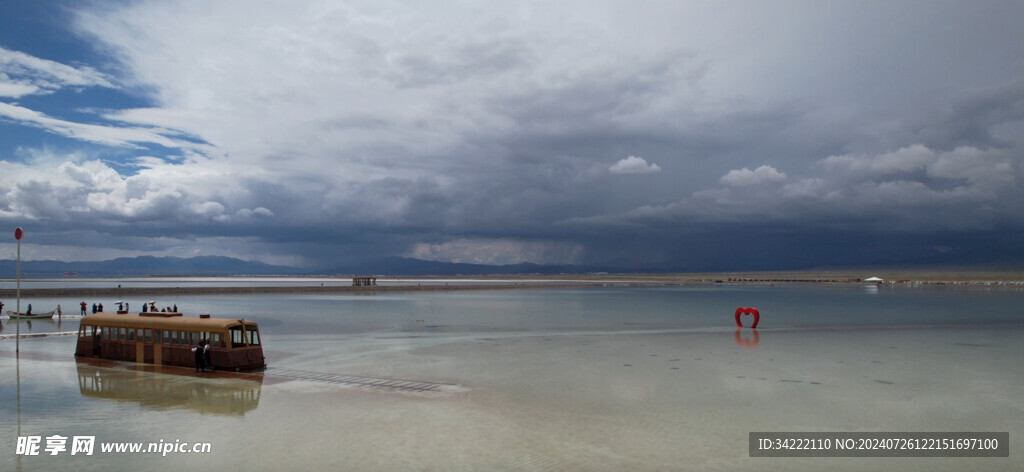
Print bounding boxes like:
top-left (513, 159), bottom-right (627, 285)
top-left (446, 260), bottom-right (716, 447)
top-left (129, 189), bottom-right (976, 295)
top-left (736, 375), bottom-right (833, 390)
top-left (2, 1), bottom-right (1023, 269)
top-left (911, 81), bottom-right (1024, 151)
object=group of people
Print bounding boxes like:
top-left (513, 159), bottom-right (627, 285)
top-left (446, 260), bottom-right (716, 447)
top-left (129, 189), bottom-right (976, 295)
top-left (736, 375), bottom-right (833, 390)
top-left (143, 303), bottom-right (178, 313)
top-left (193, 339), bottom-right (213, 372)
top-left (76, 301), bottom-right (179, 315)
top-left (79, 302), bottom-right (105, 315)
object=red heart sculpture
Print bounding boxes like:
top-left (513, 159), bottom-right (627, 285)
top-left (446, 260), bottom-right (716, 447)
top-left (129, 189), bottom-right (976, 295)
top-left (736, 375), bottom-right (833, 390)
top-left (734, 307), bottom-right (760, 328)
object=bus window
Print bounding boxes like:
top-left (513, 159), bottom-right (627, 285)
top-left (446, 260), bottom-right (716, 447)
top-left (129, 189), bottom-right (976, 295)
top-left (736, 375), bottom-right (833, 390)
top-left (211, 333), bottom-right (223, 348)
top-left (247, 328), bottom-right (260, 346)
top-left (117, 327), bottom-right (126, 341)
top-left (127, 329), bottom-right (136, 342)
top-left (144, 329), bottom-right (153, 343)
top-left (230, 326), bottom-right (246, 347)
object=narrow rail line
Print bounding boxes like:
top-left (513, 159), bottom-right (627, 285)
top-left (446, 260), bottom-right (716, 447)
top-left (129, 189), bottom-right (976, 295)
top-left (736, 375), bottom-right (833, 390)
top-left (267, 368), bottom-right (456, 393)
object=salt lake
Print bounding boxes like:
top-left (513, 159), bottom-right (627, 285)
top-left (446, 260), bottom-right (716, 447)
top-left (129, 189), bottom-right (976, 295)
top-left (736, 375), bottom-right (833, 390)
top-left (1, 283), bottom-right (1021, 471)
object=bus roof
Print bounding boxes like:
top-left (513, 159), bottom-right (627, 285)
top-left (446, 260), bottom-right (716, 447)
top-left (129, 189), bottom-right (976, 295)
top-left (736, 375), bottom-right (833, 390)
top-left (80, 312), bottom-right (256, 330)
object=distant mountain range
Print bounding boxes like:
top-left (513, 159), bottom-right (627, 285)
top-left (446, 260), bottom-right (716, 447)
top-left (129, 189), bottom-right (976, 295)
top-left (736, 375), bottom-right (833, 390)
top-left (2, 250), bottom-right (1022, 279)
top-left (0, 256), bottom-right (295, 278)
top-left (0, 255), bottom-right (630, 278)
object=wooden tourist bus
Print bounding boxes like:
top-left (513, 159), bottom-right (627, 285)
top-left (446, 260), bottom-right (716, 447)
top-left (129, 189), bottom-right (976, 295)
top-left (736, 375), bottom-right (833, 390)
top-left (75, 312), bottom-right (266, 371)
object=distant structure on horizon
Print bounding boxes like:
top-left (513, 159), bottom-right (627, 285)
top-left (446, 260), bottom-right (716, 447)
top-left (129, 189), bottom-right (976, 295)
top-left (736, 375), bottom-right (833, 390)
top-left (352, 276), bottom-right (377, 287)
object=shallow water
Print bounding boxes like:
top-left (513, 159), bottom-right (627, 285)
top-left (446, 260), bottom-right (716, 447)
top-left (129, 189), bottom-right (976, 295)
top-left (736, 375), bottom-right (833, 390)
top-left (1, 285), bottom-right (1022, 471)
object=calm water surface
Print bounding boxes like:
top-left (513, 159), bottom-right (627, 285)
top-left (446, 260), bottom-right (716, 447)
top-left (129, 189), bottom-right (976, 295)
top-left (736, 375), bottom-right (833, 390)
top-left (4, 284), bottom-right (1021, 335)
top-left (1, 284), bottom-right (1021, 471)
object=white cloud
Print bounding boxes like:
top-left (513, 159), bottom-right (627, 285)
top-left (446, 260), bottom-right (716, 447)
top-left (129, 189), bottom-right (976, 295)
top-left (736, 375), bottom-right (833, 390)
top-left (0, 78), bottom-right (40, 98)
top-left (0, 102), bottom-right (204, 150)
top-left (573, 141), bottom-right (1021, 234)
top-left (0, 46), bottom-right (114, 95)
top-left (719, 165), bottom-right (786, 186)
top-left (928, 146), bottom-right (1015, 185)
top-left (818, 144), bottom-right (1016, 188)
top-left (0, 154), bottom-right (275, 225)
top-left (609, 156), bottom-right (661, 174)
top-left (236, 207), bottom-right (275, 218)
top-left (819, 144), bottom-right (935, 174)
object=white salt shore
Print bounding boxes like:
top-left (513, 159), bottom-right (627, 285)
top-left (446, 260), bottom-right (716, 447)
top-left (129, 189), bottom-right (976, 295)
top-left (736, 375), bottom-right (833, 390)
top-left (226, 326), bottom-right (1022, 471)
top-left (1, 325), bottom-right (1021, 471)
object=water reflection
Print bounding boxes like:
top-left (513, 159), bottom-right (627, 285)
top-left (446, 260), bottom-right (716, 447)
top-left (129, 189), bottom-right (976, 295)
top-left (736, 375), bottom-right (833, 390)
top-left (2, 317), bottom-right (60, 334)
top-left (76, 361), bottom-right (263, 416)
top-left (733, 328), bottom-right (760, 349)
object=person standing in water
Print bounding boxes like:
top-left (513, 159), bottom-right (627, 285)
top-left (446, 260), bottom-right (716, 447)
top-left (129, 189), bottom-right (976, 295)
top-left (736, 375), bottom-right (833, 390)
top-left (203, 341), bottom-right (212, 371)
top-left (194, 340), bottom-right (206, 372)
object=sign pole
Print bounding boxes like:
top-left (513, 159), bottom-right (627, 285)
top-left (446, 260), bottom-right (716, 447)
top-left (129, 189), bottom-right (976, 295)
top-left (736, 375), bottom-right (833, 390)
top-left (15, 227), bottom-right (22, 354)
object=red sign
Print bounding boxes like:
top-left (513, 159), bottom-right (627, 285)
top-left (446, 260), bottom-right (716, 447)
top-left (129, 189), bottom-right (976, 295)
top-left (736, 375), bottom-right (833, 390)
top-left (14, 227), bottom-right (22, 241)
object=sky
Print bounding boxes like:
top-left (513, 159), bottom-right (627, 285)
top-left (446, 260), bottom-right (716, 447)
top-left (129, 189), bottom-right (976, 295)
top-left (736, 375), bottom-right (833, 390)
top-left (1, 0), bottom-right (1023, 271)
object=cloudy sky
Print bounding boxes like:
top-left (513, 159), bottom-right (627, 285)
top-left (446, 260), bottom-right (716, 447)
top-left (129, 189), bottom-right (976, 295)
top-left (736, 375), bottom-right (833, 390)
top-left (1, 0), bottom-right (1023, 270)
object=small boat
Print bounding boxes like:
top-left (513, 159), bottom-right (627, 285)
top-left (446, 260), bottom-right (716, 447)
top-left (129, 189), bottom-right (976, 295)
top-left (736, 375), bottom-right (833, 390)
top-left (6, 309), bottom-right (56, 320)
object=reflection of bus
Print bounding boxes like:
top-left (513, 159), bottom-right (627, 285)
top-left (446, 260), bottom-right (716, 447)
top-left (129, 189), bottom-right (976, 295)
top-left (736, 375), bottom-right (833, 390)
top-left (76, 361), bottom-right (262, 416)
top-left (75, 312), bottom-right (266, 371)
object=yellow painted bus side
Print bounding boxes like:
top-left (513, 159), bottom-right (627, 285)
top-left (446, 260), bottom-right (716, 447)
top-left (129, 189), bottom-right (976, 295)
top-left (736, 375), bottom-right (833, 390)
top-left (76, 313), bottom-right (266, 371)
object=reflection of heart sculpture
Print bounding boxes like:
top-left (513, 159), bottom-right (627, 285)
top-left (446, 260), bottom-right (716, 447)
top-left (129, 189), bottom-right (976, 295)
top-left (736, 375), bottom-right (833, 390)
top-left (734, 307), bottom-right (760, 328)
top-left (734, 327), bottom-right (760, 348)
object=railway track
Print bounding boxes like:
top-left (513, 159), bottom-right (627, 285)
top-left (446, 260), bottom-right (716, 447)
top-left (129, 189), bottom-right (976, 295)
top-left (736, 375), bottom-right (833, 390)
top-left (266, 368), bottom-right (458, 393)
